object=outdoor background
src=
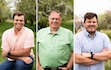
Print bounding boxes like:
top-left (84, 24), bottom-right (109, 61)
top-left (75, 0), bottom-right (111, 70)
top-left (38, 0), bottom-right (73, 31)
top-left (3, 0), bottom-right (111, 70)
top-left (0, 0), bottom-right (73, 70)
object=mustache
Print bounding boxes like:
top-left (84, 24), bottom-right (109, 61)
top-left (88, 25), bottom-right (96, 27)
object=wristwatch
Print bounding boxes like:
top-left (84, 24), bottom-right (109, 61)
top-left (91, 52), bottom-right (94, 59)
top-left (7, 50), bottom-right (11, 58)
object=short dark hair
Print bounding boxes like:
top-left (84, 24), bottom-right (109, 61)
top-left (13, 11), bottom-right (25, 20)
top-left (49, 10), bottom-right (62, 17)
top-left (84, 12), bottom-right (98, 23)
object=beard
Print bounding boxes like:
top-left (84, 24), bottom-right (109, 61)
top-left (87, 25), bottom-right (97, 34)
top-left (88, 31), bottom-right (95, 35)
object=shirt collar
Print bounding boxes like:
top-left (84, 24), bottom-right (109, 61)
top-left (84, 29), bottom-right (97, 38)
top-left (13, 26), bottom-right (25, 35)
top-left (47, 27), bottom-right (61, 35)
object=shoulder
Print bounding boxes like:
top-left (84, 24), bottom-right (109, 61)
top-left (97, 31), bottom-right (108, 37)
top-left (95, 31), bottom-right (110, 41)
top-left (74, 31), bottom-right (85, 41)
top-left (60, 27), bottom-right (73, 38)
top-left (60, 27), bottom-right (73, 34)
top-left (24, 27), bottom-right (34, 34)
top-left (3, 28), bottom-right (13, 35)
top-left (74, 31), bottom-right (84, 37)
top-left (2, 28), bottom-right (13, 38)
top-left (37, 27), bottom-right (49, 34)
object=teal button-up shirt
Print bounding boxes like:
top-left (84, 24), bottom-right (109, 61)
top-left (37, 27), bottom-right (73, 68)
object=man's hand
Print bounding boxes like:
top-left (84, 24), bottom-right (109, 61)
top-left (38, 65), bottom-right (44, 70)
top-left (102, 48), bottom-right (108, 52)
top-left (19, 57), bottom-right (33, 64)
top-left (81, 52), bottom-right (91, 58)
top-left (2, 51), bottom-right (8, 58)
top-left (58, 67), bottom-right (69, 70)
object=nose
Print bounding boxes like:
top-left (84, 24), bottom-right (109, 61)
top-left (17, 20), bottom-right (20, 23)
top-left (53, 18), bottom-right (57, 22)
top-left (90, 22), bottom-right (94, 25)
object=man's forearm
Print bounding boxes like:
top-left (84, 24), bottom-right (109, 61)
top-left (93, 51), bottom-right (111, 61)
top-left (10, 48), bottom-right (32, 57)
top-left (38, 57), bottom-right (41, 67)
top-left (82, 50), bottom-right (111, 61)
top-left (67, 53), bottom-right (73, 69)
top-left (37, 57), bottom-right (44, 70)
top-left (8, 56), bottom-right (33, 64)
top-left (75, 53), bottom-right (100, 66)
top-left (7, 55), bottom-right (27, 59)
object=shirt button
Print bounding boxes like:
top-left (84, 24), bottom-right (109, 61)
top-left (50, 50), bottom-right (52, 51)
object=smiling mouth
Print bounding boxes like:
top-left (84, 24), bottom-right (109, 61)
top-left (52, 22), bottom-right (57, 24)
top-left (16, 23), bottom-right (22, 26)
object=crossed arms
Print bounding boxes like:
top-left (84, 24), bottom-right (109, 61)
top-left (75, 53), bottom-right (100, 66)
top-left (2, 48), bottom-right (33, 64)
top-left (75, 48), bottom-right (111, 66)
top-left (82, 48), bottom-right (111, 61)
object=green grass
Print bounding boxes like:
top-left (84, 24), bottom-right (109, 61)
top-left (0, 21), bottom-right (36, 70)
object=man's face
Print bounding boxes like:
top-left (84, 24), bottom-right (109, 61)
top-left (13, 15), bottom-right (25, 31)
top-left (48, 12), bottom-right (61, 29)
top-left (84, 17), bottom-right (98, 33)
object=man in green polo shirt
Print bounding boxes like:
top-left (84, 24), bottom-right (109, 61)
top-left (37, 10), bottom-right (73, 70)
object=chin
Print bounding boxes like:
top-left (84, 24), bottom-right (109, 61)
top-left (52, 26), bottom-right (58, 28)
top-left (16, 27), bottom-right (22, 30)
top-left (88, 31), bottom-right (95, 34)
top-left (88, 29), bottom-right (96, 31)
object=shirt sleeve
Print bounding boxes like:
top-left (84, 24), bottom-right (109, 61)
top-left (74, 35), bottom-right (82, 54)
top-left (24, 29), bottom-right (34, 48)
top-left (68, 30), bottom-right (74, 52)
top-left (103, 33), bottom-right (111, 50)
top-left (1, 31), bottom-right (10, 52)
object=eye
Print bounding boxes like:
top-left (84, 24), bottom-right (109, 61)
top-left (87, 21), bottom-right (91, 23)
top-left (56, 18), bottom-right (60, 20)
top-left (93, 21), bottom-right (96, 23)
top-left (15, 19), bottom-right (19, 21)
top-left (50, 18), bottom-right (54, 20)
top-left (50, 18), bottom-right (60, 20)
top-left (20, 20), bottom-right (23, 22)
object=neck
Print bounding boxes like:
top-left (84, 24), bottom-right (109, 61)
top-left (50, 27), bottom-right (59, 34)
top-left (14, 28), bottom-right (21, 34)
top-left (89, 32), bottom-right (95, 38)
top-left (90, 34), bottom-right (94, 38)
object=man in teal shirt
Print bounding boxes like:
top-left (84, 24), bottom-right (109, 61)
top-left (37, 10), bottom-right (73, 70)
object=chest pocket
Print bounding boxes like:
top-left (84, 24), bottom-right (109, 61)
top-left (57, 39), bottom-right (70, 50)
top-left (82, 42), bottom-right (91, 52)
top-left (82, 41), bottom-right (103, 53)
top-left (94, 41), bottom-right (103, 52)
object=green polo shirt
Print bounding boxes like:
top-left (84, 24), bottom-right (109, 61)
top-left (37, 27), bottom-right (73, 68)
